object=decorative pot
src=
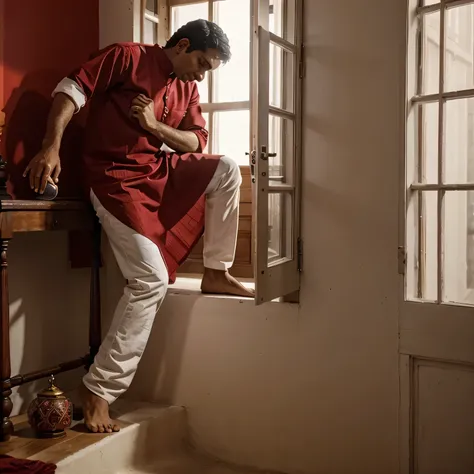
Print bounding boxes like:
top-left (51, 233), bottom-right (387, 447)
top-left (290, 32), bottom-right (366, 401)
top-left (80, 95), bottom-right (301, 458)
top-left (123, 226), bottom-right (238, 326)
top-left (27, 375), bottom-right (72, 438)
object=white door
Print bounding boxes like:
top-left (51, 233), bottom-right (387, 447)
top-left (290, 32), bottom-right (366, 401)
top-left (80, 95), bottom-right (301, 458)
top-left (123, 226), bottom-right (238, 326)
top-left (401, 1), bottom-right (474, 472)
top-left (251, 0), bottom-right (303, 304)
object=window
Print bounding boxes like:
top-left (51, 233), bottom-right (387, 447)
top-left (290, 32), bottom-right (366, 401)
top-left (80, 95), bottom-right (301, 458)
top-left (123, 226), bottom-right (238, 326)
top-left (169, 0), bottom-right (253, 278)
top-left (406, 0), bottom-right (474, 305)
top-left (129, 0), bottom-right (303, 303)
top-left (140, 0), bottom-right (168, 45)
top-left (251, 0), bottom-right (302, 303)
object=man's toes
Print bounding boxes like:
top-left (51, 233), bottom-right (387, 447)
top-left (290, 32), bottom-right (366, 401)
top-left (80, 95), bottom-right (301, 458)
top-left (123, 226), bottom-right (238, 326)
top-left (112, 424), bottom-right (121, 432)
top-left (87, 423), bottom-right (98, 433)
top-left (98, 424), bottom-right (105, 433)
top-left (106, 424), bottom-right (113, 433)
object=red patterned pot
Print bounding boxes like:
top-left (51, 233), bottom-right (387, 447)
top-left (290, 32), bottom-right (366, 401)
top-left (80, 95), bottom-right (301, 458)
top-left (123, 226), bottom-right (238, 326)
top-left (27, 376), bottom-right (72, 438)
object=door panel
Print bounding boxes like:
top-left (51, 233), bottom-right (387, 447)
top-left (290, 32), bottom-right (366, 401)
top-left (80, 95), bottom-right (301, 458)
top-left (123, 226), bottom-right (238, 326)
top-left (401, 0), bottom-right (474, 472)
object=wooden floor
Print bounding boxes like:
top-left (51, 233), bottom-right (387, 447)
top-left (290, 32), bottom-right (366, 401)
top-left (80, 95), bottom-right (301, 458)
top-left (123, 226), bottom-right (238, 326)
top-left (0, 414), bottom-right (129, 465)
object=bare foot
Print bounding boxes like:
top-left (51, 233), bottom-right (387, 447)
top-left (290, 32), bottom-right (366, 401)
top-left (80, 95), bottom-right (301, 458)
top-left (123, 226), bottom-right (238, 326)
top-left (201, 268), bottom-right (255, 298)
top-left (79, 384), bottom-right (120, 434)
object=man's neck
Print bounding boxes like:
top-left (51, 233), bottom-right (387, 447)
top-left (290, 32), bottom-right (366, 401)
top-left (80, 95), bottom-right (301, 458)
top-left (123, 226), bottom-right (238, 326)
top-left (163, 49), bottom-right (175, 69)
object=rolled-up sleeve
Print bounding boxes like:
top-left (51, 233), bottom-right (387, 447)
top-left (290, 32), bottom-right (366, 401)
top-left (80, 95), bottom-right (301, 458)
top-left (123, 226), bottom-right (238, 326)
top-left (52, 44), bottom-right (132, 114)
top-left (179, 83), bottom-right (209, 153)
top-left (52, 77), bottom-right (87, 113)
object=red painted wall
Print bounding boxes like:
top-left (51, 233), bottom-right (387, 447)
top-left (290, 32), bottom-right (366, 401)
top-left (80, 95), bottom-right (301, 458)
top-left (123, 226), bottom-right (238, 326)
top-left (0, 0), bottom-right (99, 198)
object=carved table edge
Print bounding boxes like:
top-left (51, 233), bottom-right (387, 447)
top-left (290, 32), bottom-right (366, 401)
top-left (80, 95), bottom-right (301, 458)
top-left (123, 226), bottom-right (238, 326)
top-left (0, 199), bottom-right (91, 212)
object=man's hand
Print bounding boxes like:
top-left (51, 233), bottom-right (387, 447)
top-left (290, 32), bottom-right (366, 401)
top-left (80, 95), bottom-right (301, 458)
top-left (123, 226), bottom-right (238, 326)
top-left (131, 94), bottom-right (199, 153)
top-left (23, 147), bottom-right (61, 194)
top-left (131, 95), bottom-right (158, 133)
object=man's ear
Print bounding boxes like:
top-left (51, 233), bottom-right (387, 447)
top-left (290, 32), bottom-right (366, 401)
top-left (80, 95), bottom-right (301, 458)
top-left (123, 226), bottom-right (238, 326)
top-left (176, 38), bottom-right (190, 54)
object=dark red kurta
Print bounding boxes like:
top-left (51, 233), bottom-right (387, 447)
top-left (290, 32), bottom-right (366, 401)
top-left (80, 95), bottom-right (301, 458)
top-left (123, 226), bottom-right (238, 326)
top-left (68, 43), bottom-right (220, 282)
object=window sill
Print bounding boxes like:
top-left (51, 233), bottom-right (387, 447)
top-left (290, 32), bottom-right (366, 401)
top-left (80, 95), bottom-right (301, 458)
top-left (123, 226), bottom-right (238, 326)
top-left (170, 274), bottom-right (255, 301)
top-left (170, 274), bottom-right (298, 305)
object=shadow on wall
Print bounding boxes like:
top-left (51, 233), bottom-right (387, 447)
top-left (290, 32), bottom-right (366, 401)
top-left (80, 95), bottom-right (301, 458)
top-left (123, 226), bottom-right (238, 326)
top-left (1, 70), bottom-right (86, 199)
top-left (131, 297), bottom-right (198, 404)
top-left (100, 236), bottom-right (199, 407)
top-left (8, 232), bottom-right (90, 415)
top-left (0, 73), bottom-right (94, 413)
top-left (0, 0), bottom-right (100, 413)
top-left (1, 0), bottom-right (99, 197)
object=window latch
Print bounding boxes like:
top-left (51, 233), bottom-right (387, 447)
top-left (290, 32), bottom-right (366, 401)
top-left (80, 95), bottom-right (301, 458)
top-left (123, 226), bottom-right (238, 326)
top-left (246, 151), bottom-right (257, 183)
top-left (260, 146), bottom-right (277, 161)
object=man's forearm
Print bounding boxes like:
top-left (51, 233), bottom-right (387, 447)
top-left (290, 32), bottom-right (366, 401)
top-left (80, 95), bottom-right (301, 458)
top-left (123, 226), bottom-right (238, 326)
top-left (149, 121), bottom-right (200, 153)
top-left (42, 93), bottom-right (76, 149)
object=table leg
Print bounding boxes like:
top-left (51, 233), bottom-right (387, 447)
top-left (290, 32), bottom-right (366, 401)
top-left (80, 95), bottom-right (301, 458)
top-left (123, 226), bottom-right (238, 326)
top-left (0, 238), bottom-right (13, 441)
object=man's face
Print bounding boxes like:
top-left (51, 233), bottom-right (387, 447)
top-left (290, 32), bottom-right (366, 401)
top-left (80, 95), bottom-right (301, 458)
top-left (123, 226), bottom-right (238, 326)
top-left (171, 39), bottom-right (222, 83)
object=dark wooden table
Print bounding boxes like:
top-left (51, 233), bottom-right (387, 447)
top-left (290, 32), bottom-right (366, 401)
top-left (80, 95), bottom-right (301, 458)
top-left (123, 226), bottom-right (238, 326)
top-left (0, 198), bottom-right (102, 441)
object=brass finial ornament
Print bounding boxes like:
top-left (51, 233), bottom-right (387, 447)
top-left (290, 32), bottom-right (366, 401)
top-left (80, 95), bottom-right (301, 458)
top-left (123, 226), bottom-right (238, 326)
top-left (38, 375), bottom-right (65, 398)
top-left (27, 375), bottom-right (73, 438)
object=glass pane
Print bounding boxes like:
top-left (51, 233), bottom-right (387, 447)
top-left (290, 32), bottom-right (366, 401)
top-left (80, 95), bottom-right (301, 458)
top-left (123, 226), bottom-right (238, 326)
top-left (171, 3), bottom-right (209, 102)
top-left (419, 190), bottom-right (438, 301)
top-left (445, 4), bottom-right (474, 92)
top-left (268, 192), bottom-right (293, 264)
top-left (269, 0), bottom-right (296, 44)
top-left (269, 42), bottom-right (295, 112)
top-left (146, 0), bottom-right (158, 14)
top-left (444, 191), bottom-right (474, 305)
top-left (413, 102), bottom-right (439, 185)
top-left (194, 77), bottom-right (209, 104)
top-left (445, 98), bottom-right (474, 184)
top-left (212, 110), bottom-right (250, 166)
top-left (202, 112), bottom-right (209, 153)
top-left (422, 11), bottom-right (440, 95)
top-left (144, 19), bottom-right (157, 45)
top-left (171, 3), bottom-right (208, 31)
top-left (423, 0), bottom-right (438, 5)
top-left (268, 114), bottom-right (294, 182)
top-left (213, 0), bottom-right (250, 102)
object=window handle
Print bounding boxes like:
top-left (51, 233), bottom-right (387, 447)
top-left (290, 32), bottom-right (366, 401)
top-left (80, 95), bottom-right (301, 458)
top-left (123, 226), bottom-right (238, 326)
top-left (260, 146), bottom-right (276, 160)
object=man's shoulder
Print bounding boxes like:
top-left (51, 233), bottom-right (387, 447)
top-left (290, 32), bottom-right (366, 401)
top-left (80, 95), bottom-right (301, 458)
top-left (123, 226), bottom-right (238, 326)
top-left (111, 42), bottom-right (148, 51)
top-left (89, 42), bottom-right (149, 58)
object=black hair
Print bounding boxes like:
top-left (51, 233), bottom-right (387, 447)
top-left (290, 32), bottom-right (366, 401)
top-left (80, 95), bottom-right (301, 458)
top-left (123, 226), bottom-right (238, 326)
top-left (164, 19), bottom-right (231, 63)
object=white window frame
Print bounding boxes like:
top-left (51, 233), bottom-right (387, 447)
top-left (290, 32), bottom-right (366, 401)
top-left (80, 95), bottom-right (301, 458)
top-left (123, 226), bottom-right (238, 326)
top-left (252, 0), bottom-right (303, 304)
top-left (169, 0), bottom-right (304, 304)
top-left (140, 0), bottom-right (170, 45)
top-left (169, 0), bottom-right (251, 154)
top-left (405, 0), bottom-right (474, 306)
top-left (168, 0), bottom-right (254, 281)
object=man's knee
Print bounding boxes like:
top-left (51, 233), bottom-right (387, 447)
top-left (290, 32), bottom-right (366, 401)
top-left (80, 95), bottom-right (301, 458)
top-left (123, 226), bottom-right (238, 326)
top-left (220, 156), bottom-right (242, 189)
top-left (123, 247), bottom-right (169, 302)
top-left (128, 271), bottom-right (168, 301)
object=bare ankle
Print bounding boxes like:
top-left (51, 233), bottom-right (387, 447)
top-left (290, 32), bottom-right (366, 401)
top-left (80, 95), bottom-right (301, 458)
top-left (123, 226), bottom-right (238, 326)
top-left (201, 268), bottom-right (254, 298)
top-left (203, 267), bottom-right (226, 278)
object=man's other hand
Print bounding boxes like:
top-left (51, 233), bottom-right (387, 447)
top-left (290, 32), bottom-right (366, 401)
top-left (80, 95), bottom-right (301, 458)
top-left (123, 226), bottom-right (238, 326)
top-left (131, 95), bottom-right (158, 133)
top-left (23, 147), bottom-right (61, 194)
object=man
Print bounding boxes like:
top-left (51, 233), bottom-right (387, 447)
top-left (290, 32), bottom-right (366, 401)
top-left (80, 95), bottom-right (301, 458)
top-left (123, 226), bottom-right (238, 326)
top-left (24, 19), bottom-right (254, 434)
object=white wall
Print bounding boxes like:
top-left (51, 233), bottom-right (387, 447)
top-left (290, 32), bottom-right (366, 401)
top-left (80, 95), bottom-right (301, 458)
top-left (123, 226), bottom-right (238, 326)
top-left (120, 1), bottom-right (404, 473)
top-left (99, 0), bottom-right (141, 47)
